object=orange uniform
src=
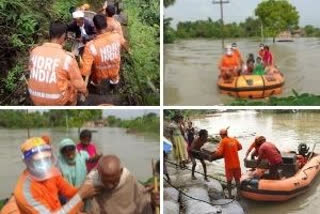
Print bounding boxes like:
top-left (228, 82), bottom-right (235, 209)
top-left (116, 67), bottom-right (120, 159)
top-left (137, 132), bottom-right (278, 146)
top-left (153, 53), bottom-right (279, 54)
top-left (106, 17), bottom-right (124, 38)
top-left (28, 43), bottom-right (87, 106)
top-left (14, 170), bottom-right (82, 214)
top-left (81, 32), bottom-right (126, 84)
top-left (0, 196), bottom-right (20, 214)
top-left (218, 54), bottom-right (240, 73)
top-left (216, 137), bottom-right (242, 181)
top-left (233, 49), bottom-right (243, 64)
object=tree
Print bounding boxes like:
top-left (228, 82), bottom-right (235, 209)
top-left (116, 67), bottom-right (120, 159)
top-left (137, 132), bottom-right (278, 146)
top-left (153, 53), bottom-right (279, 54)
top-left (255, 0), bottom-right (299, 43)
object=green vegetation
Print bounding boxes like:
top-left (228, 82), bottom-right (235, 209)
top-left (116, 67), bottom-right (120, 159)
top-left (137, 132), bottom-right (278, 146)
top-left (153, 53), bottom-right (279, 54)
top-left (164, 109), bottom-right (218, 120)
top-left (0, 110), bottom-right (102, 128)
top-left (0, 0), bottom-right (159, 105)
top-left (303, 25), bottom-right (320, 37)
top-left (174, 17), bottom-right (261, 39)
top-left (230, 90), bottom-right (320, 106)
top-left (255, 0), bottom-right (299, 43)
top-left (122, 0), bottom-right (160, 105)
top-left (106, 113), bottom-right (160, 137)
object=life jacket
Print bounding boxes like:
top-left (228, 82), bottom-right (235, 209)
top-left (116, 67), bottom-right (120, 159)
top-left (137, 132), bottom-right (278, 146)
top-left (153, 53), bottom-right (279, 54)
top-left (219, 54), bottom-right (240, 71)
top-left (81, 32), bottom-right (126, 84)
top-left (28, 43), bottom-right (86, 106)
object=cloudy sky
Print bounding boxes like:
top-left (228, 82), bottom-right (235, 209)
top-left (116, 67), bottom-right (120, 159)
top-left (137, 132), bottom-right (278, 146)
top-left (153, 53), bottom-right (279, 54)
top-left (165, 0), bottom-right (320, 28)
top-left (102, 110), bottom-right (159, 119)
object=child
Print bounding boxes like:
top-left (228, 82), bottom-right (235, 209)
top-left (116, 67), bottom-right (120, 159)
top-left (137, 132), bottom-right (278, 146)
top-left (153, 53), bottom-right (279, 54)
top-left (76, 129), bottom-right (101, 172)
top-left (253, 57), bottom-right (265, 75)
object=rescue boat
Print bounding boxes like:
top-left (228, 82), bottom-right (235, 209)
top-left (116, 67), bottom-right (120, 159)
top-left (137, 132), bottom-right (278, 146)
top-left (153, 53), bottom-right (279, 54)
top-left (240, 148), bottom-right (320, 201)
top-left (217, 67), bottom-right (285, 99)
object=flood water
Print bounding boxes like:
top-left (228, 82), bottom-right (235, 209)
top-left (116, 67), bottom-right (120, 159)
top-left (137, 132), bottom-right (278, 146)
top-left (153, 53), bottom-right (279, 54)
top-left (192, 110), bottom-right (320, 214)
top-left (164, 38), bottom-right (320, 105)
top-left (0, 127), bottom-right (159, 199)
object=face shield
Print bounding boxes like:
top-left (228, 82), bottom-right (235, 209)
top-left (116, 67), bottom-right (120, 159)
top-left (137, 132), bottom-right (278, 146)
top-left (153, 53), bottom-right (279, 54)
top-left (23, 144), bottom-right (59, 181)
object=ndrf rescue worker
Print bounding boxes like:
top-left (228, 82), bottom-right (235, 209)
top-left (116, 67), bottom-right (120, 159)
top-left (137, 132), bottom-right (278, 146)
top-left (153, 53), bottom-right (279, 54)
top-left (14, 137), bottom-right (101, 213)
top-left (81, 14), bottom-right (127, 90)
top-left (28, 22), bottom-right (88, 106)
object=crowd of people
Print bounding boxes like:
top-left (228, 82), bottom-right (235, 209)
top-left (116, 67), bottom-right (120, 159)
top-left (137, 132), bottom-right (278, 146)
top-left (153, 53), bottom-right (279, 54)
top-left (28, 1), bottom-right (127, 106)
top-left (1, 130), bottom-right (160, 214)
top-left (218, 42), bottom-right (276, 81)
top-left (165, 114), bottom-right (311, 200)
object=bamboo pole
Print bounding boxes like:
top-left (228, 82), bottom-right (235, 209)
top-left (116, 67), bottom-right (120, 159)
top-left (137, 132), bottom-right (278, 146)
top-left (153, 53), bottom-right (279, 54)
top-left (152, 159), bottom-right (159, 214)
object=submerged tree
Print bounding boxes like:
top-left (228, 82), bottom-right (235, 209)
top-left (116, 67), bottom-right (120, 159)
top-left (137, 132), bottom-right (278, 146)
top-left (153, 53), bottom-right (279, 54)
top-left (255, 0), bottom-right (299, 43)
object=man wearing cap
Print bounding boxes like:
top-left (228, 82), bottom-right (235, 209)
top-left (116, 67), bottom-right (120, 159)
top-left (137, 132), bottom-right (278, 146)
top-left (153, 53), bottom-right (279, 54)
top-left (81, 14), bottom-right (127, 91)
top-left (213, 128), bottom-right (242, 199)
top-left (68, 10), bottom-right (96, 48)
top-left (28, 22), bottom-right (88, 106)
top-left (13, 137), bottom-right (100, 213)
top-left (218, 45), bottom-right (241, 81)
top-left (255, 136), bottom-right (283, 179)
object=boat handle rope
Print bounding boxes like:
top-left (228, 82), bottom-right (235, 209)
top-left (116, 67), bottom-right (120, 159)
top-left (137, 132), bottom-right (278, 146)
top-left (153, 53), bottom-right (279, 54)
top-left (302, 163), bottom-right (320, 180)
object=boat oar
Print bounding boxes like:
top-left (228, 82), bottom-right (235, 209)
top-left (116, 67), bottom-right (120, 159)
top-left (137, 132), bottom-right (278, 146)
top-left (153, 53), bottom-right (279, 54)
top-left (151, 159), bottom-right (159, 214)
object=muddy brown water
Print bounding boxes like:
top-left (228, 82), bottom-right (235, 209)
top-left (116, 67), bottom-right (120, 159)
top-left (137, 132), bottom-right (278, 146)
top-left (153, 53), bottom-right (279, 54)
top-left (164, 38), bottom-right (320, 105)
top-left (191, 111), bottom-right (320, 214)
top-left (0, 127), bottom-right (159, 199)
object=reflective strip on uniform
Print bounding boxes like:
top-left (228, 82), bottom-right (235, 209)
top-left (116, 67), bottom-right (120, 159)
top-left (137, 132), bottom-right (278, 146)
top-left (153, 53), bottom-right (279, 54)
top-left (89, 44), bottom-right (97, 56)
top-left (23, 176), bottom-right (51, 214)
top-left (63, 55), bottom-right (72, 71)
top-left (55, 194), bottom-right (81, 214)
top-left (29, 88), bottom-right (61, 100)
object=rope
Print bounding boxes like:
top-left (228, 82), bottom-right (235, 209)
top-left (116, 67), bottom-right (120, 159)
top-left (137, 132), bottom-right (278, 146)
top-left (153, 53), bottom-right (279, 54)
top-left (165, 159), bottom-right (235, 187)
top-left (163, 177), bottom-right (236, 207)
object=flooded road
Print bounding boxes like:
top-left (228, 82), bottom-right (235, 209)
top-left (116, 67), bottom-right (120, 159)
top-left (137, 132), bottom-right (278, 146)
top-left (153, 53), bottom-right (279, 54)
top-left (0, 127), bottom-right (159, 198)
top-left (192, 110), bottom-right (320, 214)
top-left (164, 38), bottom-right (320, 105)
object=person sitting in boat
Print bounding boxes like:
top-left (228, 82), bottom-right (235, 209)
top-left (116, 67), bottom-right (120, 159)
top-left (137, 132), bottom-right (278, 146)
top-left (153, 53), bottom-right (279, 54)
top-left (296, 143), bottom-right (309, 169)
top-left (190, 129), bottom-right (209, 181)
top-left (253, 57), bottom-right (265, 75)
top-left (255, 136), bottom-right (283, 180)
top-left (218, 45), bottom-right (241, 81)
top-left (245, 136), bottom-right (263, 160)
top-left (262, 46), bottom-right (273, 66)
top-left (86, 155), bottom-right (159, 214)
top-left (231, 42), bottom-right (244, 67)
top-left (13, 137), bottom-right (101, 214)
top-left (258, 43), bottom-right (265, 58)
top-left (212, 128), bottom-right (242, 199)
top-left (244, 56), bottom-right (255, 75)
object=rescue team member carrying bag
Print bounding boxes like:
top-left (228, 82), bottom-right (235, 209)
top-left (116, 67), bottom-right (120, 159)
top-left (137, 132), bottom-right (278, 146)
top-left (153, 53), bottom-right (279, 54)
top-left (28, 22), bottom-right (88, 106)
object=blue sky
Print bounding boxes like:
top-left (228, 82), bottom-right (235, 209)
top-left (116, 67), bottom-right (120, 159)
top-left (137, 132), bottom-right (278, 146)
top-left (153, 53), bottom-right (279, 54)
top-left (165, 0), bottom-right (320, 28)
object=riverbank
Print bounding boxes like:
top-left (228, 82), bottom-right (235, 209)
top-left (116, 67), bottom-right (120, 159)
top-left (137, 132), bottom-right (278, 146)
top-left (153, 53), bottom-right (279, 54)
top-left (230, 90), bottom-right (320, 106)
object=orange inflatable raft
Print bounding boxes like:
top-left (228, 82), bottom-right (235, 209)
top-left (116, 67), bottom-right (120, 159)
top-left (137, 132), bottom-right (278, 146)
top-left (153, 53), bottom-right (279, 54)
top-left (218, 67), bottom-right (285, 99)
top-left (240, 152), bottom-right (320, 201)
